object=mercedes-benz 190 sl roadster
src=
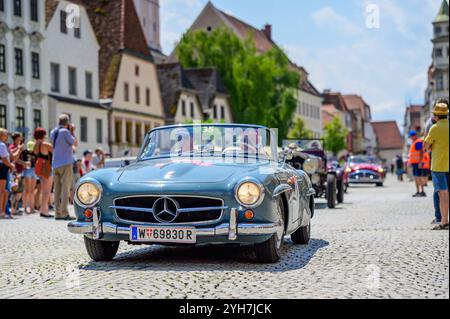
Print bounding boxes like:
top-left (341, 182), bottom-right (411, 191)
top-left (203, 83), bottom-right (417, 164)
top-left (68, 124), bottom-right (316, 263)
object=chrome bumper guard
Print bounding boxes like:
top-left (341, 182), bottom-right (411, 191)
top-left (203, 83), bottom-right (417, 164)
top-left (68, 208), bottom-right (281, 240)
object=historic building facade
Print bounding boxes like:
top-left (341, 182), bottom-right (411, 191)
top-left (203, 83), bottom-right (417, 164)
top-left (82, 0), bottom-right (165, 157)
top-left (45, 0), bottom-right (109, 156)
top-left (0, 0), bottom-right (47, 136)
top-left (424, 0), bottom-right (449, 120)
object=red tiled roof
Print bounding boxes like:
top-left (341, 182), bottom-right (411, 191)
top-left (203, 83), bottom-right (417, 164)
top-left (372, 121), bottom-right (403, 150)
top-left (322, 91), bottom-right (350, 112)
top-left (343, 94), bottom-right (370, 121)
top-left (322, 104), bottom-right (342, 126)
top-left (80, 0), bottom-right (151, 99)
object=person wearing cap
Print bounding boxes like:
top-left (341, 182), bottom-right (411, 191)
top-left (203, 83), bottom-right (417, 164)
top-left (408, 130), bottom-right (426, 197)
top-left (424, 102), bottom-right (449, 230)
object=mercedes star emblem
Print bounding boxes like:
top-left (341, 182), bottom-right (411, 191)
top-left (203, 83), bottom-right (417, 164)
top-left (152, 197), bottom-right (179, 223)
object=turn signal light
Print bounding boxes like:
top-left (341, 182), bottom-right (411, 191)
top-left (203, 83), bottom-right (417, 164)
top-left (244, 210), bottom-right (254, 220)
top-left (84, 209), bottom-right (93, 219)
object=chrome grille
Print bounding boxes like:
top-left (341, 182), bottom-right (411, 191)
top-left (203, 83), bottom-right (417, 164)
top-left (112, 196), bottom-right (226, 225)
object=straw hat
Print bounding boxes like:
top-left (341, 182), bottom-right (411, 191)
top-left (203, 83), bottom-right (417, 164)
top-left (433, 103), bottom-right (449, 116)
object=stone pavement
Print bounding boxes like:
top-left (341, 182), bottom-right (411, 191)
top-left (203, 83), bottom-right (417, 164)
top-left (0, 176), bottom-right (448, 299)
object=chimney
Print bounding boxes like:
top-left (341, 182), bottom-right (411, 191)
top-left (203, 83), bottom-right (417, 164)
top-left (263, 24), bottom-right (272, 40)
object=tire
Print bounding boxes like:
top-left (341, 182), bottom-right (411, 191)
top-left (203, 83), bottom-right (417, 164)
top-left (376, 183), bottom-right (383, 187)
top-left (255, 198), bottom-right (285, 263)
top-left (291, 223), bottom-right (311, 245)
top-left (327, 174), bottom-right (337, 209)
top-left (337, 180), bottom-right (344, 204)
top-left (84, 236), bottom-right (120, 262)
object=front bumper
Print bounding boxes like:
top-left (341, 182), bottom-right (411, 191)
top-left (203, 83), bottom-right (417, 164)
top-left (348, 170), bottom-right (383, 184)
top-left (68, 208), bottom-right (282, 244)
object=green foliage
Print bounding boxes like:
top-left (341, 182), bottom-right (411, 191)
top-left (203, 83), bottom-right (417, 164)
top-left (288, 117), bottom-right (314, 139)
top-left (323, 117), bottom-right (348, 156)
top-left (177, 27), bottom-right (300, 142)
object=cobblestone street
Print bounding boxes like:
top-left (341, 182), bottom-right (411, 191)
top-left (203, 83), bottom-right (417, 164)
top-left (0, 176), bottom-right (448, 299)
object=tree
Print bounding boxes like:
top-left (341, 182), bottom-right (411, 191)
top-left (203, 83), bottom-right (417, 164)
top-left (177, 27), bottom-right (300, 141)
top-left (288, 117), bottom-right (314, 139)
top-left (323, 117), bottom-right (348, 156)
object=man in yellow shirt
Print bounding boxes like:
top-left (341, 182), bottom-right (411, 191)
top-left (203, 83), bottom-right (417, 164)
top-left (424, 103), bottom-right (449, 230)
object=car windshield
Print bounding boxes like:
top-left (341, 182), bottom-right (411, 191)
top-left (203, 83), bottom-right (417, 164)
top-left (282, 139), bottom-right (323, 151)
top-left (139, 125), bottom-right (276, 161)
top-left (349, 156), bottom-right (380, 164)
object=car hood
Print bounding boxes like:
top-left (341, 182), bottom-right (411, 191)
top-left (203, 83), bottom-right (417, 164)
top-left (118, 158), bottom-right (269, 184)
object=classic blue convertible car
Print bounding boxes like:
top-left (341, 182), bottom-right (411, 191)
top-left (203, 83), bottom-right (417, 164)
top-left (68, 124), bottom-right (315, 263)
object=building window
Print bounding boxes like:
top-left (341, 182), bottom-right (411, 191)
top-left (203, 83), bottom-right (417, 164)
top-left (16, 107), bottom-right (25, 129)
top-left (74, 16), bottom-right (81, 38)
top-left (135, 86), bottom-right (140, 104)
top-left (13, 0), bottom-right (21, 17)
top-left (60, 10), bottom-right (67, 34)
top-left (15, 48), bottom-right (23, 76)
top-left (146, 88), bottom-right (150, 106)
top-left (213, 105), bottom-right (217, 119)
top-left (0, 105), bottom-right (6, 129)
top-left (33, 109), bottom-right (41, 129)
top-left (0, 0), bottom-right (4, 12)
top-left (434, 26), bottom-right (442, 36)
top-left (80, 117), bottom-right (88, 142)
top-left (126, 122), bottom-right (132, 144)
top-left (115, 120), bottom-right (122, 143)
top-left (50, 63), bottom-right (60, 92)
top-left (221, 106), bottom-right (225, 120)
top-left (85, 72), bottom-right (93, 99)
top-left (0, 44), bottom-right (5, 73)
top-left (31, 52), bottom-right (40, 79)
top-left (68, 67), bottom-right (77, 95)
top-left (190, 103), bottom-right (194, 117)
top-left (435, 48), bottom-right (443, 57)
top-left (96, 119), bottom-right (102, 144)
top-left (135, 122), bottom-right (142, 145)
top-left (436, 74), bottom-right (444, 91)
top-left (124, 83), bottom-right (129, 102)
top-left (181, 100), bottom-right (186, 116)
top-left (135, 65), bottom-right (139, 76)
top-left (30, 0), bottom-right (38, 22)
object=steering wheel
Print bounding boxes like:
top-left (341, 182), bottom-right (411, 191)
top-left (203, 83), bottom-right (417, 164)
top-left (222, 143), bottom-right (258, 156)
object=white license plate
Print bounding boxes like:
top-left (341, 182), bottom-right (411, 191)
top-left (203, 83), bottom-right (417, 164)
top-left (130, 226), bottom-right (196, 244)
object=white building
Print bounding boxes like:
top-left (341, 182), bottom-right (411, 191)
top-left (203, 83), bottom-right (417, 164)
top-left (0, 0), bottom-right (47, 136)
top-left (424, 0), bottom-right (449, 119)
top-left (45, 0), bottom-right (109, 156)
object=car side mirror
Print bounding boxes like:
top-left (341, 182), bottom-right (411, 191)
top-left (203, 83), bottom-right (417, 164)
top-left (121, 160), bottom-right (130, 167)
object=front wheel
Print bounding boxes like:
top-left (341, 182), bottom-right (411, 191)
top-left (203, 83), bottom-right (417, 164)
top-left (254, 198), bottom-right (285, 263)
top-left (327, 174), bottom-right (337, 209)
top-left (376, 183), bottom-right (384, 187)
top-left (84, 236), bottom-right (120, 261)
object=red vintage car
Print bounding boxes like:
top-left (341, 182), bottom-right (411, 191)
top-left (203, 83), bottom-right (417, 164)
top-left (344, 155), bottom-right (386, 188)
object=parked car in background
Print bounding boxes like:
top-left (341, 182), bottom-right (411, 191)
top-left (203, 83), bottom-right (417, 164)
top-left (69, 124), bottom-right (316, 263)
top-left (283, 139), bottom-right (345, 209)
top-left (344, 155), bottom-right (386, 187)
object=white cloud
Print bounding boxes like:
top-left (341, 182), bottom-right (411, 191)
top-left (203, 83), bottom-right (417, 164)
top-left (311, 6), bottom-right (362, 36)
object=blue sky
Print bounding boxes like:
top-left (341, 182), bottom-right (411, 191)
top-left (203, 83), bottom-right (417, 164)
top-left (160, 0), bottom-right (446, 124)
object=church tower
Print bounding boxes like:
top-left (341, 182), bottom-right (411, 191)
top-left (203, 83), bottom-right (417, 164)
top-left (133, 0), bottom-right (165, 62)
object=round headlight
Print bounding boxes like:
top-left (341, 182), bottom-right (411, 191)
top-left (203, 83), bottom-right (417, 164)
top-left (75, 181), bottom-right (102, 208)
top-left (303, 159), bottom-right (318, 174)
top-left (235, 181), bottom-right (264, 207)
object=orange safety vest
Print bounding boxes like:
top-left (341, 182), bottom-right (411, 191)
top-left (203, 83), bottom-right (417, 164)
top-left (422, 152), bottom-right (431, 170)
top-left (409, 138), bottom-right (423, 164)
